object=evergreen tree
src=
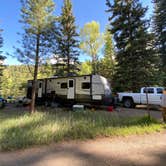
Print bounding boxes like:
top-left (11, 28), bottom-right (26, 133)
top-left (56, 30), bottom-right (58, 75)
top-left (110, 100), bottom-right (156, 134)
top-left (99, 28), bottom-right (115, 82)
top-left (17, 0), bottom-right (55, 113)
top-left (0, 27), bottom-right (6, 94)
top-left (56, 0), bottom-right (79, 76)
top-left (0, 28), bottom-right (4, 61)
top-left (106, 0), bottom-right (157, 92)
top-left (153, 0), bottom-right (166, 85)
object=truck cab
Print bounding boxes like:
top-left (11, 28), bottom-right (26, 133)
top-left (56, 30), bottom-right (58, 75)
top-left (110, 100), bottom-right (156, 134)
top-left (118, 87), bottom-right (164, 108)
top-left (140, 87), bottom-right (164, 105)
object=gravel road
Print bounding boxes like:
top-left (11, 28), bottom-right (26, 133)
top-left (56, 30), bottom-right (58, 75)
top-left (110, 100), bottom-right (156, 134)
top-left (0, 132), bottom-right (166, 166)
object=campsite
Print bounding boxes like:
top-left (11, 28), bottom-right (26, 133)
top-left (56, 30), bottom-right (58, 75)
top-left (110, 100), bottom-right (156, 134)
top-left (0, 0), bottom-right (166, 165)
top-left (0, 103), bottom-right (163, 150)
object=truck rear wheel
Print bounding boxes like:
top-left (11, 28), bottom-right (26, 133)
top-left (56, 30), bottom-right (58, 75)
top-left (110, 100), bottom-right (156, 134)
top-left (123, 98), bottom-right (134, 108)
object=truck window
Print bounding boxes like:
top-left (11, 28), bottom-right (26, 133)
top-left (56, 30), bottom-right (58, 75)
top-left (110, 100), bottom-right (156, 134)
top-left (143, 88), bottom-right (154, 94)
top-left (157, 88), bottom-right (163, 94)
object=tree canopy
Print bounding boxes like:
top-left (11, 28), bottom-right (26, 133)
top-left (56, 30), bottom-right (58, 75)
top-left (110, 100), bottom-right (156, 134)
top-left (56, 0), bottom-right (79, 76)
top-left (18, 0), bottom-right (56, 113)
top-left (98, 28), bottom-right (115, 83)
top-left (153, 0), bottom-right (166, 85)
top-left (0, 0), bottom-right (166, 98)
top-left (80, 21), bottom-right (103, 74)
top-left (106, 0), bottom-right (158, 92)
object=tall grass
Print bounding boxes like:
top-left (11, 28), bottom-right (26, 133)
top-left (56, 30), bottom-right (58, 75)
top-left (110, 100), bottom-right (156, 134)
top-left (0, 109), bottom-right (164, 151)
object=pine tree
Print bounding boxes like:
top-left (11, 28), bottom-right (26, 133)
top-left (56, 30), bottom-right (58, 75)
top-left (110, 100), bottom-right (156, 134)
top-left (153, 0), bottom-right (166, 85)
top-left (0, 28), bottom-right (5, 67)
top-left (106, 0), bottom-right (157, 92)
top-left (0, 28), bottom-right (6, 94)
top-left (17, 0), bottom-right (55, 113)
top-left (56, 0), bottom-right (79, 76)
top-left (0, 29), bottom-right (3, 61)
top-left (99, 28), bottom-right (115, 82)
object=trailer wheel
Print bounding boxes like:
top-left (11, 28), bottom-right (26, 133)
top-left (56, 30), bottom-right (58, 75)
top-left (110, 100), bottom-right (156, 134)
top-left (123, 98), bottom-right (134, 108)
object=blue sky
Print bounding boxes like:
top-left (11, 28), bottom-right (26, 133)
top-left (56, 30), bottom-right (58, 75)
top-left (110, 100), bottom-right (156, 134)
top-left (0, 0), bottom-right (153, 65)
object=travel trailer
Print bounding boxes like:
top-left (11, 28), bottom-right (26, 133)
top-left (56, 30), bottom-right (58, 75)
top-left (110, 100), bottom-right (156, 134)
top-left (27, 75), bottom-right (113, 106)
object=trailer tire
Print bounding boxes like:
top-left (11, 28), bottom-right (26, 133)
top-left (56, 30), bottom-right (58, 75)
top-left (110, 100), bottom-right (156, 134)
top-left (123, 98), bottom-right (134, 108)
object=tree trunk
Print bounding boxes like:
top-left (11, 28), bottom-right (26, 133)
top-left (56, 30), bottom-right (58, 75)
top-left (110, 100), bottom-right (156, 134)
top-left (30, 33), bottom-right (40, 113)
top-left (67, 53), bottom-right (70, 76)
top-left (145, 87), bottom-right (151, 119)
top-left (67, 41), bottom-right (70, 76)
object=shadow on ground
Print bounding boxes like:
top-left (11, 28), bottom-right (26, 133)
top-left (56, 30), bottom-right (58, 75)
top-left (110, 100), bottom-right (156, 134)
top-left (0, 141), bottom-right (166, 166)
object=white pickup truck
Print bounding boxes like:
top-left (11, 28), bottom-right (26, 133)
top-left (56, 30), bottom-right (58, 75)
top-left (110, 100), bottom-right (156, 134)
top-left (118, 87), bottom-right (164, 108)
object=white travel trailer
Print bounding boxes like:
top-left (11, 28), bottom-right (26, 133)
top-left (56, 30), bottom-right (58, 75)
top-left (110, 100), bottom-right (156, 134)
top-left (27, 75), bottom-right (113, 106)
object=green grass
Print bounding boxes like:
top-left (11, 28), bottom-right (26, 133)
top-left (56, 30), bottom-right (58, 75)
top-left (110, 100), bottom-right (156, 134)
top-left (0, 109), bottom-right (165, 151)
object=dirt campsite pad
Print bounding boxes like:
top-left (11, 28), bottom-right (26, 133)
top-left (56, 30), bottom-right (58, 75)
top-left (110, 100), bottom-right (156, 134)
top-left (3, 103), bottom-right (163, 120)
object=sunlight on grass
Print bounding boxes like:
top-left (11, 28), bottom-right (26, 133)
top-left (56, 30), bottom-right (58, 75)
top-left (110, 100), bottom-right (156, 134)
top-left (0, 110), bottom-right (164, 151)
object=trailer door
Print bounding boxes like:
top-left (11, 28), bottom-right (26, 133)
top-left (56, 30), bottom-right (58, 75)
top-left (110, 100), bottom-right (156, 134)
top-left (67, 79), bottom-right (75, 99)
top-left (38, 81), bottom-right (43, 98)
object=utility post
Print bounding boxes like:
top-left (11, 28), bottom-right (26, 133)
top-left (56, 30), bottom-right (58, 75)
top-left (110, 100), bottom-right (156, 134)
top-left (161, 89), bottom-right (166, 122)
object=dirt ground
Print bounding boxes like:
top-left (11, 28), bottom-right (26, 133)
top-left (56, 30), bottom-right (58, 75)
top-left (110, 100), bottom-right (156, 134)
top-left (115, 105), bottom-right (163, 121)
top-left (0, 131), bottom-right (166, 166)
top-left (3, 103), bottom-right (163, 121)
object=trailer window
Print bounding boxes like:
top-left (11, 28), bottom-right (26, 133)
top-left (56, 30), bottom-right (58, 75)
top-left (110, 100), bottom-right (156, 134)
top-left (39, 83), bottom-right (42, 88)
top-left (61, 83), bottom-right (67, 89)
top-left (82, 82), bottom-right (91, 89)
